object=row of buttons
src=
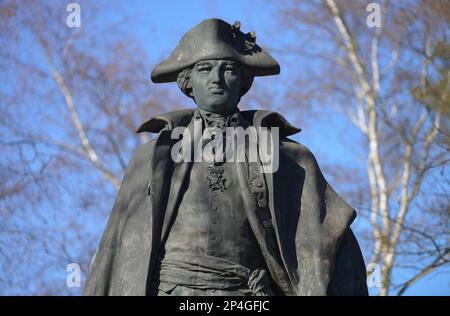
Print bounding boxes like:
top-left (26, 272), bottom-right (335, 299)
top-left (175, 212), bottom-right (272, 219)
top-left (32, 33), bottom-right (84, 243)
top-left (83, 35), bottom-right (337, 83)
top-left (208, 173), bottom-right (221, 257)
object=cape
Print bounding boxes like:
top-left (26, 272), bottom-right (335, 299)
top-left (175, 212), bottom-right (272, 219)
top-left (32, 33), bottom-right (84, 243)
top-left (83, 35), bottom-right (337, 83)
top-left (84, 109), bottom-right (368, 296)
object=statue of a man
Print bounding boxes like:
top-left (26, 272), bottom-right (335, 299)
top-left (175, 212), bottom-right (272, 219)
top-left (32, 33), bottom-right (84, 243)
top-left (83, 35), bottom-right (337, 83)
top-left (84, 19), bottom-right (368, 296)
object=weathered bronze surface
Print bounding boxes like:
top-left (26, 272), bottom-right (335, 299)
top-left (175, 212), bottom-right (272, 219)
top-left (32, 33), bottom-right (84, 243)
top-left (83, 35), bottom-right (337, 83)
top-left (84, 19), bottom-right (368, 296)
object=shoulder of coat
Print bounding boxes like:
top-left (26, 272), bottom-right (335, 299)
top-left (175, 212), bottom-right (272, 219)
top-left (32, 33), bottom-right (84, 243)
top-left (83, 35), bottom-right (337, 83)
top-left (240, 110), bottom-right (301, 137)
top-left (280, 138), bottom-right (316, 166)
top-left (136, 109), bottom-right (196, 133)
top-left (136, 108), bottom-right (302, 138)
top-left (128, 139), bottom-right (156, 166)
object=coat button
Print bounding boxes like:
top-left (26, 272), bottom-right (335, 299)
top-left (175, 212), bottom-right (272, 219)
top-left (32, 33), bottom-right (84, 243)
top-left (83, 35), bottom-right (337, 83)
top-left (263, 220), bottom-right (272, 228)
top-left (258, 199), bottom-right (267, 208)
top-left (251, 178), bottom-right (264, 187)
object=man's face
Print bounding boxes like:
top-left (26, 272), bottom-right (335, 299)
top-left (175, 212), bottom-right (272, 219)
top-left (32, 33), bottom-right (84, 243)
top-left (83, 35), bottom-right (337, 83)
top-left (189, 59), bottom-right (242, 115)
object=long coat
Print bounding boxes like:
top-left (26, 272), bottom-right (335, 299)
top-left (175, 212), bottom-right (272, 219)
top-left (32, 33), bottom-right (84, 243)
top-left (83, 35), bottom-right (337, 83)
top-left (84, 109), bottom-right (368, 296)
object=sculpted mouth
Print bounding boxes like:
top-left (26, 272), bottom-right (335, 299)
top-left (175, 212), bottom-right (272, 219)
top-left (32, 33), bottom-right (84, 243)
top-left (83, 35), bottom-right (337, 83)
top-left (209, 86), bottom-right (225, 94)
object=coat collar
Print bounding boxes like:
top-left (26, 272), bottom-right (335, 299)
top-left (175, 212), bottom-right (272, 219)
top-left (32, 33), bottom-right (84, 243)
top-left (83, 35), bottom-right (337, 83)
top-left (136, 108), bottom-right (301, 137)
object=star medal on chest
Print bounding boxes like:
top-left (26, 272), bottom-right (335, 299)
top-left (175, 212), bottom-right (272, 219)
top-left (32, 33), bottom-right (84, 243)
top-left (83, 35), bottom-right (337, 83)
top-left (207, 164), bottom-right (226, 191)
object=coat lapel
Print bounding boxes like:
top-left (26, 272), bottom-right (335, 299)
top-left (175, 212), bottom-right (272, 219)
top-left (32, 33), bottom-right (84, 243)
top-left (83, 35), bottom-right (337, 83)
top-left (149, 130), bottom-right (175, 250)
top-left (160, 161), bottom-right (191, 243)
top-left (155, 115), bottom-right (200, 244)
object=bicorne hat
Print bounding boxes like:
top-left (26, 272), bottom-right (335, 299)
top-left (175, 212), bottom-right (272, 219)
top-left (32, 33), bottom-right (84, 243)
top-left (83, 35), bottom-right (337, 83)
top-left (151, 18), bottom-right (280, 83)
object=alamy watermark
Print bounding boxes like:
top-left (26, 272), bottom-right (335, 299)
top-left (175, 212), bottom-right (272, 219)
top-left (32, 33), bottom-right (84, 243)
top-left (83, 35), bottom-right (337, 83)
top-left (66, 263), bottom-right (81, 288)
top-left (66, 3), bottom-right (81, 28)
top-left (366, 2), bottom-right (382, 28)
top-left (170, 120), bottom-right (280, 173)
top-left (367, 263), bottom-right (382, 288)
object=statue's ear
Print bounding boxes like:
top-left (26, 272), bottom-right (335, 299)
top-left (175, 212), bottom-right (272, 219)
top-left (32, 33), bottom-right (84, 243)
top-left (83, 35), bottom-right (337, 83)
top-left (187, 76), bottom-right (194, 98)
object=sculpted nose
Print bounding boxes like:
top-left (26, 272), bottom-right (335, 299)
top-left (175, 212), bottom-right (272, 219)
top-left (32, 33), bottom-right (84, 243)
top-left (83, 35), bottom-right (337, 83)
top-left (211, 67), bottom-right (222, 84)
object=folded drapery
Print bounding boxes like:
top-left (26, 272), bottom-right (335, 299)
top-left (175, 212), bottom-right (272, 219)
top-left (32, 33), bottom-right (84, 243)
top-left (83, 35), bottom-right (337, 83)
top-left (157, 253), bottom-right (274, 295)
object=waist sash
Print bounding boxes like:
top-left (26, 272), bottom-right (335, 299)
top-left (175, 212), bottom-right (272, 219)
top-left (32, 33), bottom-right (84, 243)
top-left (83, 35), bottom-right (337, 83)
top-left (158, 254), bottom-right (273, 295)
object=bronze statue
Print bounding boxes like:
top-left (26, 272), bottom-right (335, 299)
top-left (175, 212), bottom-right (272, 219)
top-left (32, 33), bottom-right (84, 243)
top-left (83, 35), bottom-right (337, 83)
top-left (84, 18), bottom-right (368, 296)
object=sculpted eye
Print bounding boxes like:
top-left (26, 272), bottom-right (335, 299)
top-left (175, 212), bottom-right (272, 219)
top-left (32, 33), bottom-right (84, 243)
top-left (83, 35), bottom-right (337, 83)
top-left (224, 66), bottom-right (237, 74)
top-left (197, 64), bottom-right (211, 73)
